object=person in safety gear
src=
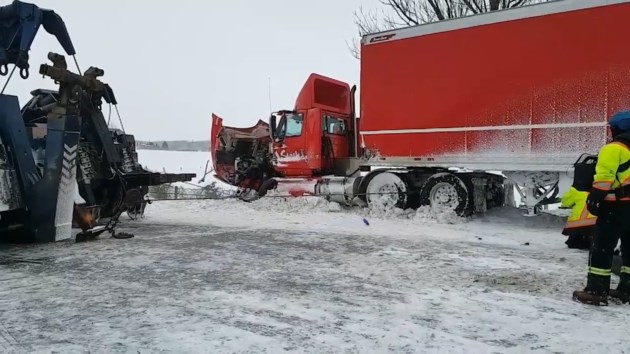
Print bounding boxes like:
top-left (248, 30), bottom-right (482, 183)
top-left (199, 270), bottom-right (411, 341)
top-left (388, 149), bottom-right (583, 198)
top-left (560, 186), bottom-right (595, 250)
top-left (573, 111), bottom-right (630, 306)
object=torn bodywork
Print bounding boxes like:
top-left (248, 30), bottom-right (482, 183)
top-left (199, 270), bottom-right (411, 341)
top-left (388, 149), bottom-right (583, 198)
top-left (211, 114), bottom-right (276, 197)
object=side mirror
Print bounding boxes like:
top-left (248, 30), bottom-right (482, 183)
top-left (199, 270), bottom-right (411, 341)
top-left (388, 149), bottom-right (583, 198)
top-left (271, 114), bottom-right (287, 143)
top-left (277, 116), bottom-right (287, 142)
top-left (270, 114), bottom-right (277, 140)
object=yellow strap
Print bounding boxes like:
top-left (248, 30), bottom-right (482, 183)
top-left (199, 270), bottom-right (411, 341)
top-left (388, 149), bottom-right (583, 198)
top-left (621, 266), bottom-right (630, 275)
top-left (588, 267), bottom-right (611, 276)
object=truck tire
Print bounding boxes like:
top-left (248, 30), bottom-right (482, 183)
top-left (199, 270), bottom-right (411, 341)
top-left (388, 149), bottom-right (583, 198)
top-left (365, 172), bottom-right (408, 209)
top-left (258, 178), bottom-right (278, 197)
top-left (418, 173), bottom-right (470, 216)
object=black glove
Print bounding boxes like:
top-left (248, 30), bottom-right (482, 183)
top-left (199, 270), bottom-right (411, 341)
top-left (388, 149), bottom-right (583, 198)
top-left (586, 188), bottom-right (607, 216)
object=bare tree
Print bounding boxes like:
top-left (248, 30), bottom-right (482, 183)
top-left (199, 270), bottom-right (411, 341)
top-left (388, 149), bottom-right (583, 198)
top-left (349, 0), bottom-right (557, 59)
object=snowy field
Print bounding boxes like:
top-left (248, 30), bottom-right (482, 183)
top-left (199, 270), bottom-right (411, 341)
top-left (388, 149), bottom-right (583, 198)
top-left (136, 149), bottom-right (213, 184)
top-left (1, 150), bottom-right (628, 353)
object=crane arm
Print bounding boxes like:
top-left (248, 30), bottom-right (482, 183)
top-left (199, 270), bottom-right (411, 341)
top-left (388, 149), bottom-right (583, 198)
top-left (0, 1), bottom-right (76, 78)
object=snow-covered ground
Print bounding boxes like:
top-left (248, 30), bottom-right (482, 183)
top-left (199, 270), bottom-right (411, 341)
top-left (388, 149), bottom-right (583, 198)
top-left (0, 150), bottom-right (627, 353)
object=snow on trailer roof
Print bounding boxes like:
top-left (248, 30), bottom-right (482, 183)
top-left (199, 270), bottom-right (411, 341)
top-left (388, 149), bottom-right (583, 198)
top-left (361, 0), bottom-right (630, 46)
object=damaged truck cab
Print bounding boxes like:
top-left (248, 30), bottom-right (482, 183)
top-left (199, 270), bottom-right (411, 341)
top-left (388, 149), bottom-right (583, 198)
top-left (212, 74), bottom-right (361, 198)
top-left (268, 75), bottom-right (357, 177)
top-left (211, 73), bottom-right (505, 216)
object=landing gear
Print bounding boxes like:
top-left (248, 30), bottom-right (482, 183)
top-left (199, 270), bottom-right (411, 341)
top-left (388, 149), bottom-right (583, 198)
top-left (75, 174), bottom-right (138, 243)
top-left (504, 171), bottom-right (563, 216)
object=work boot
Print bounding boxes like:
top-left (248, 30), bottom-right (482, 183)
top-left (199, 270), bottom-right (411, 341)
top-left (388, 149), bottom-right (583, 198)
top-left (573, 288), bottom-right (608, 306)
top-left (612, 254), bottom-right (622, 276)
top-left (611, 274), bottom-right (630, 303)
top-left (608, 288), bottom-right (630, 303)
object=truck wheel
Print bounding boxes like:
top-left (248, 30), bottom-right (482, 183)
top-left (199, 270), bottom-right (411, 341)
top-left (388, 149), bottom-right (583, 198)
top-left (419, 173), bottom-right (470, 216)
top-left (365, 172), bottom-right (408, 209)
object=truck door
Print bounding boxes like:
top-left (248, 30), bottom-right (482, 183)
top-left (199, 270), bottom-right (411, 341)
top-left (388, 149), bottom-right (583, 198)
top-left (272, 111), bottom-right (313, 176)
top-left (321, 114), bottom-right (349, 174)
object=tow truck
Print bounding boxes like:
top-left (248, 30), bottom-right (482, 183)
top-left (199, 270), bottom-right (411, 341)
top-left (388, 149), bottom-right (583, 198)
top-left (0, 1), bottom-right (195, 243)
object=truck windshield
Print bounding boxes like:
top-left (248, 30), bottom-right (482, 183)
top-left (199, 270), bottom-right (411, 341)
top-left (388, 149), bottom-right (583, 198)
top-left (284, 113), bottom-right (303, 137)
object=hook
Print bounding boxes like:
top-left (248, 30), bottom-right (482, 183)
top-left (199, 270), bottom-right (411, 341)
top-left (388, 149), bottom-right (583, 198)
top-left (19, 67), bottom-right (28, 79)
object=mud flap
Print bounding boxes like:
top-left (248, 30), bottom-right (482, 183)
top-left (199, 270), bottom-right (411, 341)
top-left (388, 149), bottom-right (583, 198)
top-left (472, 178), bottom-right (487, 213)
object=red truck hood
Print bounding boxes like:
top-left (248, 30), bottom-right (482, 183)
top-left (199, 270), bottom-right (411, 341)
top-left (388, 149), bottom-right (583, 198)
top-left (210, 113), bottom-right (270, 186)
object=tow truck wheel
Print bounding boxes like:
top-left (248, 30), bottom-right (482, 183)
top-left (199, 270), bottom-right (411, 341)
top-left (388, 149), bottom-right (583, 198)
top-left (419, 173), bottom-right (470, 216)
top-left (365, 172), bottom-right (408, 209)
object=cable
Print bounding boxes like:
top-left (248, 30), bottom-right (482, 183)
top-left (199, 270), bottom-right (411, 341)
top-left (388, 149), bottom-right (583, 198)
top-left (113, 104), bottom-right (126, 134)
top-left (107, 103), bottom-right (112, 126)
top-left (72, 55), bottom-right (82, 75)
top-left (0, 64), bottom-right (17, 94)
top-left (100, 87), bottom-right (126, 135)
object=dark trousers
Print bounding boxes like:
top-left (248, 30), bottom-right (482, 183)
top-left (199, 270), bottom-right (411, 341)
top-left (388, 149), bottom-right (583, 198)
top-left (587, 203), bottom-right (630, 293)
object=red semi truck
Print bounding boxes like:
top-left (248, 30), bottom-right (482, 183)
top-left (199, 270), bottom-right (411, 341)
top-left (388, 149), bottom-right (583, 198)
top-left (211, 0), bottom-right (630, 216)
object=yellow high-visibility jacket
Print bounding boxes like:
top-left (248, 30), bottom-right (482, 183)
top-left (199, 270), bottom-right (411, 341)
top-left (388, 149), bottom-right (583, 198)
top-left (592, 141), bottom-right (630, 201)
top-left (561, 186), bottom-right (596, 235)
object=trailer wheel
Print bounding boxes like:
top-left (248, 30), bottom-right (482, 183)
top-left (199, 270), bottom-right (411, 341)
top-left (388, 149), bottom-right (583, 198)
top-left (365, 172), bottom-right (407, 209)
top-left (419, 173), bottom-right (470, 216)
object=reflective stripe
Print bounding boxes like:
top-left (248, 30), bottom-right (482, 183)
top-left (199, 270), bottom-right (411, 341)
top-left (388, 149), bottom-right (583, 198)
top-left (604, 171), bottom-right (630, 201)
top-left (605, 195), bottom-right (630, 201)
top-left (564, 205), bottom-right (596, 228)
top-left (616, 171), bottom-right (630, 190)
top-left (621, 266), bottom-right (630, 275)
top-left (593, 181), bottom-right (613, 190)
top-left (565, 218), bottom-right (596, 228)
top-left (580, 205), bottom-right (595, 220)
top-left (588, 267), bottom-right (611, 276)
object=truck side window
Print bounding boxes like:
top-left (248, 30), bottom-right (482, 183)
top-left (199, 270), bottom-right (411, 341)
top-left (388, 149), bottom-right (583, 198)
top-left (323, 115), bottom-right (346, 135)
top-left (285, 113), bottom-right (303, 137)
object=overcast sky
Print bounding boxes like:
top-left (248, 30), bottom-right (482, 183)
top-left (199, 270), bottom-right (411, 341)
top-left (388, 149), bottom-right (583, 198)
top-left (4, 0), bottom-right (379, 141)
